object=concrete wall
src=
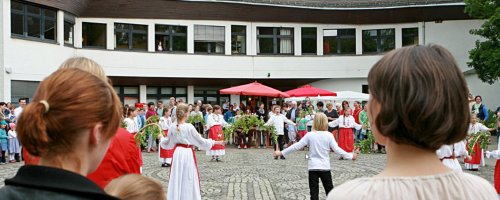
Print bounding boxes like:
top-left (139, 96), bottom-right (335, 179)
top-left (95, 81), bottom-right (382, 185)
top-left (310, 78), bottom-right (367, 93)
top-left (465, 73), bottom-right (500, 111)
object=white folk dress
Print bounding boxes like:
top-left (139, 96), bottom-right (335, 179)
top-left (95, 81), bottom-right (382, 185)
top-left (436, 141), bottom-right (468, 172)
top-left (327, 171), bottom-right (497, 200)
top-left (206, 114), bottom-right (229, 156)
top-left (160, 123), bottom-right (216, 200)
top-left (158, 116), bottom-right (173, 164)
top-left (465, 123), bottom-right (490, 170)
top-left (124, 118), bottom-right (138, 134)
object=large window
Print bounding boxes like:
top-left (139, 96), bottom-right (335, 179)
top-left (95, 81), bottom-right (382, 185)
top-left (11, 81), bottom-right (39, 104)
top-left (257, 27), bottom-right (294, 55)
top-left (115, 23), bottom-right (148, 51)
top-left (64, 13), bottom-right (75, 46)
top-left (11, 1), bottom-right (56, 41)
top-left (302, 27), bottom-right (317, 54)
top-left (231, 25), bottom-right (246, 54)
top-left (194, 25), bottom-right (225, 54)
top-left (362, 29), bottom-right (395, 53)
top-left (155, 25), bottom-right (187, 52)
top-left (194, 87), bottom-right (230, 105)
top-left (147, 87), bottom-right (187, 105)
top-left (114, 86), bottom-right (139, 106)
top-left (82, 22), bottom-right (106, 48)
top-left (323, 29), bottom-right (356, 54)
top-left (402, 28), bottom-right (419, 46)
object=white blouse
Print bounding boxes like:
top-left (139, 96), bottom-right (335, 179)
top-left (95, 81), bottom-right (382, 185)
top-left (327, 171), bottom-right (497, 200)
top-left (207, 114), bottom-right (229, 129)
top-left (160, 123), bottom-right (215, 151)
top-left (436, 141), bottom-right (468, 159)
top-left (124, 118), bottom-right (138, 133)
top-left (160, 116), bottom-right (172, 131)
top-left (265, 113), bottom-right (295, 135)
top-left (468, 123), bottom-right (490, 135)
top-left (328, 115), bottom-right (362, 130)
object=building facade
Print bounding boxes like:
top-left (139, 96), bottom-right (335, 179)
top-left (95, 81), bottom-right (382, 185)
top-left (1, 0), bottom-right (499, 109)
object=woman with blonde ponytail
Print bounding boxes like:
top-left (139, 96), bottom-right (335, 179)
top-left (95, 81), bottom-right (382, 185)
top-left (160, 103), bottom-right (225, 200)
top-left (0, 68), bottom-right (121, 200)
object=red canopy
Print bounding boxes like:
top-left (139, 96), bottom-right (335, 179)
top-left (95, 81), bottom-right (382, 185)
top-left (285, 85), bottom-right (337, 97)
top-left (220, 81), bottom-right (290, 98)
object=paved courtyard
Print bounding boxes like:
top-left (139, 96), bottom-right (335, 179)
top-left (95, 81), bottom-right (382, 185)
top-left (0, 146), bottom-right (496, 200)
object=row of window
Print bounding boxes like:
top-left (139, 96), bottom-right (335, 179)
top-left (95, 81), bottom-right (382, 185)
top-left (11, 1), bottom-right (419, 55)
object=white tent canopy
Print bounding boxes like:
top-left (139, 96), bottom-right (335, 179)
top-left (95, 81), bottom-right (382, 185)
top-left (284, 91), bottom-right (369, 102)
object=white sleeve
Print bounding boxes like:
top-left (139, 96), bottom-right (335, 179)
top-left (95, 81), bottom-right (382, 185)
top-left (265, 115), bottom-right (275, 126)
top-left (328, 118), bottom-right (339, 127)
top-left (456, 142), bottom-right (469, 157)
top-left (188, 125), bottom-right (215, 151)
top-left (478, 123), bottom-right (490, 132)
top-left (329, 135), bottom-right (353, 160)
top-left (283, 115), bottom-right (296, 125)
top-left (207, 114), bottom-right (215, 128)
top-left (221, 114), bottom-right (229, 126)
top-left (282, 133), bottom-right (309, 156)
top-left (351, 117), bottom-right (362, 130)
top-left (125, 120), bottom-right (134, 133)
top-left (160, 131), bottom-right (174, 150)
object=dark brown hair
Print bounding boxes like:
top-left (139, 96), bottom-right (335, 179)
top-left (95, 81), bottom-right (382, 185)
top-left (368, 44), bottom-right (469, 151)
top-left (213, 105), bottom-right (221, 111)
top-left (17, 68), bottom-right (122, 156)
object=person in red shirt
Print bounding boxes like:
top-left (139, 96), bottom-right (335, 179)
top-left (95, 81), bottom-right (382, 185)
top-left (87, 128), bottom-right (141, 188)
top-left (146, 102), bottom-right (158, 120)
top-left (352, 101), bottom-right (362, 143)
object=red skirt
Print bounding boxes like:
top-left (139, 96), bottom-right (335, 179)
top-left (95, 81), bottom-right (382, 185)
top-left (298, 130), bottom-right (308, 139)
top-left (338, 128), bottom-right (354, 152)
top-left (160, 130), bottom-right (174, 159)
top-left (495, 160), bottom-right (500, 194)
top-left (208, 125), bottom-right (225, 150)
top-left (464, 141), bottom-right (481, 165)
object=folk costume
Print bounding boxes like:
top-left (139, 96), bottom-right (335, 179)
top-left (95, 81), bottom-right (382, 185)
top-left (486, 139), bottom-right (500, 196)
top-left (436, 141), bottom-right (468, 172)
top-left (206, 113), bottom-right (229, 157)
top-left (328, 116), bottom-right (362, 154)
top-left (464, 122), bottom-right (490, 170)
top-left (159, 116), bottom-right (173, 166)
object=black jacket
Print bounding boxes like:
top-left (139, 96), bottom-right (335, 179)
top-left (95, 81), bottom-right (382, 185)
top-left (0, 165), bottom-right (119, 200)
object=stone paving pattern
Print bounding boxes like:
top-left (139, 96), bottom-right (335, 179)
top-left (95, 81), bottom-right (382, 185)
top-left (0, 146), bottom-right (496, 200)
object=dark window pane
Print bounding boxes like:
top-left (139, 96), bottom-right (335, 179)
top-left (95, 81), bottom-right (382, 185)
top-left (301, 27), bottom-right (316, 36)
top-left (231, 35), bottom-right (246, 54)
top-left (115, 23), bottom-right (129, 30)
top-left (194, 42), bottom-right (208, 53)
top-left (173, 26), bottom-right (187, 34)
top-left (380, 29), bottom-right (395, 36)
top-left (339, 29), bottom-right (355, 36)
top-left (115, 31), bottom-right (129, 49)
top-left (232, 25), bottom-right (246, 34)
top-left (155, 25), bottom-right (169, 33)
top-left (82, 22), bottom-right (107, 48)
top-left (323, 37), bottom-right (336, 54)
top-left (27, 16), bottom-right (40, 38)
top-left (27, 5), bottom-right (40, 15)
top-left (11, 13), bottom-right (24, 35)
top-left (133, 25), bottom-right (147, 32)
top-left (64, 21), bottom-right (74, 44)
top-left (12, 2), bottom-right (23, 11)
top-left (172, 35), bottom-right (187, 51)
top-left (302, 38), bottom-right (316, 54)
top-left (402, 28), bottom-right (419, 46)
top-left (258, 27), bottom-right (274, 35)
top-left (132, 33), bottom-right (148, 50)
top-left (44, 9), bottom-right (56, 19)
top-left (339, 38), bottom-right (356, 54)
top-left (44, 20), bottom-right (56, 40)
top-left (258, 38), bottom-right (273, 54)
top-left (379, 37), bottom-right (395, 52)
top-left (214, 42), bottom-right (224, 54)
top-left (155, 35), bottom-right (168, 51)
top-left (362, 30), bottom-right (378, 53)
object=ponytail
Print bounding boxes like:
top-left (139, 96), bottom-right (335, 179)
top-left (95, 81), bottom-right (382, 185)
top-left (17, 102), bottom-right (50, 156)
top-left (175, 103), bottom-right (189, 133)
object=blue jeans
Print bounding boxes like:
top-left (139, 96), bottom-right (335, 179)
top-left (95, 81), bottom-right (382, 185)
top-left (354, 129), bottom-right (361, 143)
top-left (258, 130), bottom-right (267, 147)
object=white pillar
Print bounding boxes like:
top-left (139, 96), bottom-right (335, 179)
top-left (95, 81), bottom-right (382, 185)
top-left (317, 27), bottom-right (323, 56)
top-left (249, 24), bottom-right (257, 56)
top-left (57, 11), bottom-right (64, 46)
top-left (230, 95), bottom-right (240, 105)
top-left (187, 85), bottom-right (194, 104)
top-left (0, 0), bottom-right (10, 101)
top-left (395, 27), bottom-right (402, 49)
top-left (139, 85), bottom-right (147, 103)
top-left (187, 24), bottom-right (194, 54)
top-left (225, 25), bottom-right (231, 55)
top-left (106, 22), bottom-right (114, 50)
top-left (294, 26), bottom-right (301, 56)
top-left (74, 18), bottom-right (82, 48)
top-left (355, 27), bottom-right (363, 55)
top-left (148, 23), bottom-right (155, 52)
top-left (246, 24), bottom-right (252, 55)
top-left (418, 22), bottom-right (425, 45)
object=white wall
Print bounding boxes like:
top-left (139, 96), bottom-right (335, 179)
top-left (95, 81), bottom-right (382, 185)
top-left (0, 0), bottom-right (8, 101)
top-left (465, 73), bottom-right (500, 111)
top-left (309, 78), bottom-right (367, 93)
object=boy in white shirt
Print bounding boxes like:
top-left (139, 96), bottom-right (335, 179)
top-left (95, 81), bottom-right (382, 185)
top-left (265, 105), bottom-right (295, 160)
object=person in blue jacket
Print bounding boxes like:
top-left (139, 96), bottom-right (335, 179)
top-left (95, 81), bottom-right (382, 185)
top-left (0, 120), bottom-right (8, 164)
top-left (472, 95), bottom-right (489, 121)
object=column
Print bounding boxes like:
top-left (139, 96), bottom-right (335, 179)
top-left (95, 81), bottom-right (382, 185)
top-left (317, 26), bottom-right (323, 56)
top-left (148, 23), bottom-right (155, 52)
top-left (294, 26), bottom-right (301, 56)
top-left (139, 85), bottom-right (147, 103)
top-left (187, 85), bottom-right (194, 104)
top-left (74, 18), bottom-right (82, 48)
top-left (246, 24), bottom-right (252, 55)
top-left (225, 25), bottom-right (231, 55)
top-left (418, 22), bottom-right (425, 45)
top-left (355, 27), bottom-right (363, 55)
top-left (57, 11), bottom-right (64, 46)
top-left (106, 21), bottom-right (114, 50)
top-left (249, 25), bottom-right (257, 56)
top-left (0, 0), bottom-right (9, 101)
top-left (187, 24), bottom-right (194, 54)
top-left (395, 27), bottom-right (402, 49)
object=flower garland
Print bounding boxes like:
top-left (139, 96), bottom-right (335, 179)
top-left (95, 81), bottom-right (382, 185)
top-left (135, 115), bottom-right (163, 147)
top-left (223, 114), bottom-right (278, 143)
top-left (467, 131), bottom-right (491, 156)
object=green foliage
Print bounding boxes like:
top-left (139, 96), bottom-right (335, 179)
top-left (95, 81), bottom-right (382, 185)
top-left (467, 131), bottom-right (491, 156)
top-left (135, 116), bottom-right (162, 147)
top-left (222, 114), bottom-right (278, 143)
top-left (187, 114), bottom-right (205, 125)
top-left (465, 0), bottom-right (500, 84)
top-left (354, 122), bottom-right (374, 154)
top-left (482, 109), bottom-right (499, 128)
top-left (120, 120), bottom-right (127, 128)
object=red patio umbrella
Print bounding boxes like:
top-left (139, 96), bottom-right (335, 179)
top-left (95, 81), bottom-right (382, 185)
top-left (285, 85), bottom-right (337, 97)
top-left (220, 81), bottom-right (290, 98)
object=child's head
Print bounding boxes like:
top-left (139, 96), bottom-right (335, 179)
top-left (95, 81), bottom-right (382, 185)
top-left (9, 123), bottom-right (15, 130)
top-left (176, 103), bottom-right (189, 121)
top-left (367, 45), bottom-right (469, 151)
top-left (0, 120), bottom-right (6, 129)
top-left (312, 113), bottom-right (328, 131)
top-left (470, 115), bottom-right (478, 124)
top-left (105, 174), bottom-right (166, 200)
top-left (127, 107), bottom-right (138, 118)
top-left (162, 107), bottom-right (171, 117)
top-left (213, 105), bottom-right (222, 114)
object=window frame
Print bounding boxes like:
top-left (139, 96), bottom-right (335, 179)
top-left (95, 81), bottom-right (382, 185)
top-left (193, 88), bottom-right (230, 105)
top-left (11, 1), bottom-right (57, 42)
top-left (231, 25), bottom-right (247, 55)
top-left (63, 13), bottom-right (75, 47)
top-left (114, 23), bottom-right (148, 51)
top-left (82, 22), bottom-right (107, 49)
top-left (362, 28), bottom-right (396, 54)
top-left (155, 24), bottom-right (188, 53)
top-left (301, 27), bottom-right (317, 55)
top-left (402, 27), bottom-right (419, 47)
top-left (323, 29), bottom-right (357, 55)
top-left (257, 27), bottom-right (294, 55)
top-left (194, 25), bottom-right (226, 55)
top-left (146, 87), bottom-right (188, 104)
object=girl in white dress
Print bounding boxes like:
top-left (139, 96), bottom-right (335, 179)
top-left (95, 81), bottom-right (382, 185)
top-left (158, 108), bottom-right (173, 167)
top-left (436, 141), bottom-right (470, 172)
top-left (160, 103), bottom-right (224, 200)
top-left (464, 114), bottom-right (494, 170)
top-left (328, 45), bottom-right (496, 200)
top-left (124, 107), bottom-right (139, 134)
top-left (206, 105), bottom-right (229, 161)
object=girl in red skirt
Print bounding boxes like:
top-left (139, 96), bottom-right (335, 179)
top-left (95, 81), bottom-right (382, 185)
top-left (465, 115), bottom-right (494, 171)
top-left (328, 108), bottom-right (362, 159)
top-left (159, 108), bottom-right (173, 167)
top-left (206, 105), bottom-right (229, 162)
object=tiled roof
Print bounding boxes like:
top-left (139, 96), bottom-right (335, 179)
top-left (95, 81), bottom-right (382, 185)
top-left (192, 0), bottom-right (464, 8)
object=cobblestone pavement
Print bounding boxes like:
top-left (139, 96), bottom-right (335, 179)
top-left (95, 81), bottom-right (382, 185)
top-left (0, 147), bottom-right (496, 200)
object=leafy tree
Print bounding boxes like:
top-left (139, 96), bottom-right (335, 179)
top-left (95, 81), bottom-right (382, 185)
top-left (465, 0), bottom-right (500, 84)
